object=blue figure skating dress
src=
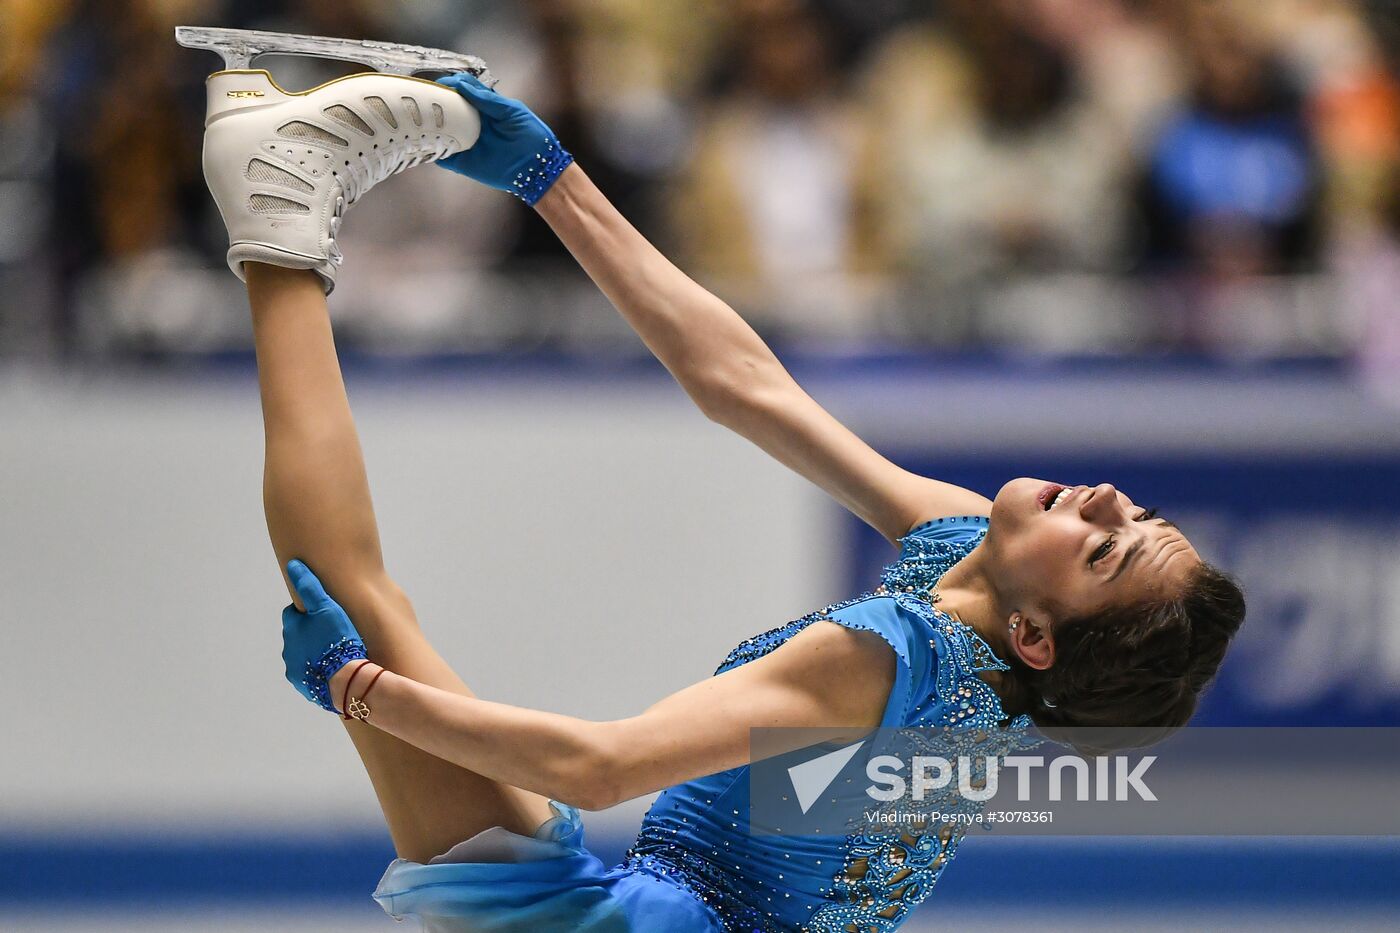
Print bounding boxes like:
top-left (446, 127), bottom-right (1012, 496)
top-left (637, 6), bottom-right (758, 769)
top-left (373, 515), bottom-right (1033, 932)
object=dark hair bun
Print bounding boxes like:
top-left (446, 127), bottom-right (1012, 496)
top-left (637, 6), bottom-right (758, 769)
top-left (1003, 562), bottom-right (1246, 755)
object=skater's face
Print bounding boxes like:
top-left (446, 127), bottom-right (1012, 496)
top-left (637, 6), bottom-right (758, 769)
top-left (985, 478), bottom-right (1201, 625)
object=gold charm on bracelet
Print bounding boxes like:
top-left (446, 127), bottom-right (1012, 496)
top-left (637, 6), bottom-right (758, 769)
top-left (347, 697), bottom-right (372, 721)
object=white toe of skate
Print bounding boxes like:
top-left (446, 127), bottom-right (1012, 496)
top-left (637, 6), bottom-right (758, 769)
top-left (198, 68), bottom-right (481, 293)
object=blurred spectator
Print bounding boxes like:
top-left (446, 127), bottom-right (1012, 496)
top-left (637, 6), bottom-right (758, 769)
top-left (35, 0), bottom-right (210, 354)
top-left (668, 0), bottom-right (883, 336)
top-left (1134, 0), bottom-right (1323, 278)
top-left (570, 0), bottom-right (729, 106)
top-left (1025, 0), bottom-right (1184, 143)
top-left (495, 0), bottom-right (669, 269)
top-left (1337, 148), bottom-right (1400, 407)
top-left (0, 0), bottom-right (71, 110)
top-left (45, 1), bottom-right (201, 257)
top-left (858, 0), bottom-right (1151, 339)
top-left (1267, 0), bottom-right (1400, 231)
top-left (3, 0), bottom-right (1399, 360)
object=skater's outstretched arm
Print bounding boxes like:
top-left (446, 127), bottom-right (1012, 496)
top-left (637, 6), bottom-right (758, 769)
top-left (286, 561), bottom-right (895, 810)
top-left (535, 167), bottom-right (991, 543)
top-left (438, 76), bottom-right (990, 544)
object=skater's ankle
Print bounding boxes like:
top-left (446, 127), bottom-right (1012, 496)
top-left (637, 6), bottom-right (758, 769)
top-left (243, 263), bottom-right (323, 290)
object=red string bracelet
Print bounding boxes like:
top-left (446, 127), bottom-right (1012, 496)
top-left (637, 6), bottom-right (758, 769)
top-left (339, 660), bottom-right (374, 720)
top-left (346, 667), bottom-right (388, 722)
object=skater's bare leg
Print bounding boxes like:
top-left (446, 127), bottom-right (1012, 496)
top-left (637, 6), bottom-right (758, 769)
top-left (248, 263), bottom-right (554, 862)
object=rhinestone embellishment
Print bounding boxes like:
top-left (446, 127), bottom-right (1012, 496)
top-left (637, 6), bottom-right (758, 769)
top-left (634, 517), bottom-right (1035, 933)
top-left (510, 138), bottom-right (574, 205)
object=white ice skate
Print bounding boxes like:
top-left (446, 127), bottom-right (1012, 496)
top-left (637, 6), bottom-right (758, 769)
top-left (178, 27), bottom-right (492, 293)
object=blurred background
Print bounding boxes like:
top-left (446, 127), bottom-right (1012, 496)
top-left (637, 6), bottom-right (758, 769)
top-left (2, 0), bottom-right (1399, 930)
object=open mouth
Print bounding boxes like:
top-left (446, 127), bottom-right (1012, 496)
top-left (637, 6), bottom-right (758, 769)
top-left (1038, 483), bottom-right (1074, 511)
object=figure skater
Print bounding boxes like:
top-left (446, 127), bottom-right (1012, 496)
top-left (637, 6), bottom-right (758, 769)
top-left (196, 65), bottom-right (1244, 932)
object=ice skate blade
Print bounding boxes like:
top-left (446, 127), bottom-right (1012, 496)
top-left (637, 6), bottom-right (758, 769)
top-left (174, 26), bottom-right (495, 85)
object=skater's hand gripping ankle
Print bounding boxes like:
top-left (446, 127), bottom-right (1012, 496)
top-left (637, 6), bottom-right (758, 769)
top-left (435, 73), bottom-right (573, 205)
top-left (281, 559), bottom-right (368, 713)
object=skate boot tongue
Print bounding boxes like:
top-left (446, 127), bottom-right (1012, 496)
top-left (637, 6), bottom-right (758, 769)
top-left (327, 130), bottom-right (458, 264)
top-left (337, 131), bottom-right (455, 206)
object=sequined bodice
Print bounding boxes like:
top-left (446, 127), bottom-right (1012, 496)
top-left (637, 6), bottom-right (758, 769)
top-left (624, 516), bottom-right (1033, 933)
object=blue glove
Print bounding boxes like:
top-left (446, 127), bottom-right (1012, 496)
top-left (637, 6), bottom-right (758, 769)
top-left (435, 73), bottom-right (574, 205)
top-left (281, 560), bottom-right (367, 713)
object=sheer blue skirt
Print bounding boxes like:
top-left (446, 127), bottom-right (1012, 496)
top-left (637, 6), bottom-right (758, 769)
top-left (372, 802), bottom-right (724, 933)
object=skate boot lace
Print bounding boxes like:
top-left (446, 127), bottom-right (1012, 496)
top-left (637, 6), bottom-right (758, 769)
top-left (327, 132), bottom-right (456, 264)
